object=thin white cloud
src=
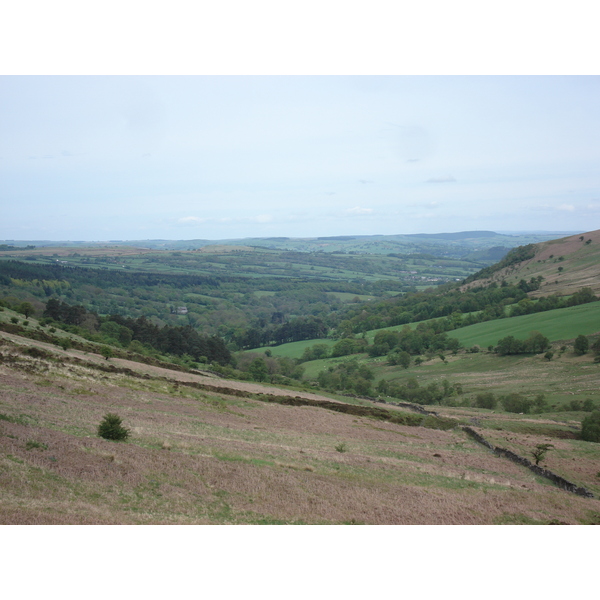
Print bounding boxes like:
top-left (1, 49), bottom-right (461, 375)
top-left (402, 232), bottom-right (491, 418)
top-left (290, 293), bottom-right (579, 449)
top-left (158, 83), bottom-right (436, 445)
top-left (346, 206), bottom-right (374, 215)
top-left (249, 214), bottom-right (274, 223)
top-left (426, 175), bottom-right (456, 183)
top-left (557, 204), bottom-right (575, 212)
top-left (177, 216), bottom-right (207, 225)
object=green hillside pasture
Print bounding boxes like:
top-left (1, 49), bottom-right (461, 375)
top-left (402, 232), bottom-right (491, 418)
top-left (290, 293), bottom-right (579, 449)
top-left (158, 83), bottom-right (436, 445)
top-left (301, 354), bottom-right (372, 379)
top-left (251, 338), bottom-right (337, 359)
top-left (371, 347), bottom-right (600, 411)
top-left (448, 302), bottom-right (600, 348)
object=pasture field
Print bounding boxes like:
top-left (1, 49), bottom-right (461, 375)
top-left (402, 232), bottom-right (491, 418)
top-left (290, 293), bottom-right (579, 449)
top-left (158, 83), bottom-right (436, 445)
top-left (447, 302), bottom-right (600, 348)
top-left (248, 338), bottom-right (337, 359)
top-left (1, 332), bottom-right (599, 525)
top-left (369, 347), bottom-right (600, 408)
top-left (245, 300), bottom-right (600, 364)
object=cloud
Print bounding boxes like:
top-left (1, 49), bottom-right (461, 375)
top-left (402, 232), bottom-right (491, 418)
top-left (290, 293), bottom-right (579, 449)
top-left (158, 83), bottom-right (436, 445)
top-left (346, 206), bottom-right (374, 215)
top-left (426, 175), bottom-right (456, 183)
top-left (557, 204), bottom-right (575, 211)
top-left (324, 191), bottom-right (336, 196)
top-left (250, 214), bottom-right (274, 223)
top-left (358, 179), bottom-right (374, 184)
top-left (177, 216), bottom-right (207, 225)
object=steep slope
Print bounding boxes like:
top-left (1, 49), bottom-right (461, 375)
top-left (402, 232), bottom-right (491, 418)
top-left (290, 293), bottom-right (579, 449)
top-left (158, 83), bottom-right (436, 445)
top-left (463, 229), bottom-right (600, 297)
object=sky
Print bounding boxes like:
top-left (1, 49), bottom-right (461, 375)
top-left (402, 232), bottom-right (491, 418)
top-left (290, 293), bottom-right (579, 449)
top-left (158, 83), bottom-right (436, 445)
top-left (1, 75), bottom-right (599, 241)
top-left (1, 2), bottom-right (599, 242)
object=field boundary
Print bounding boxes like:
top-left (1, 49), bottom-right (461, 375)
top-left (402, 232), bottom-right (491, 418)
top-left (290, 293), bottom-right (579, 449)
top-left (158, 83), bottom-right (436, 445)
top-left (462, 426), bottom-right (594, 498)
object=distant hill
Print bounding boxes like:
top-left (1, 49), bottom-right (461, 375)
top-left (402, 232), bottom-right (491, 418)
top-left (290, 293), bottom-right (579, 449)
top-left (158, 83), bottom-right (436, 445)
top-left (1, 231), bottom-right (579, 260)
top-left (463, 229), bottom-right (600, 297)
top-left (404, 231), bottom-right (500, 240)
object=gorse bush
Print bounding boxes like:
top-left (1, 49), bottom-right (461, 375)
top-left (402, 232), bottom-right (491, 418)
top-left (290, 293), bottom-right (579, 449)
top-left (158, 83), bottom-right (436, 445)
top-left (97, 413), bottom-right (130, 441)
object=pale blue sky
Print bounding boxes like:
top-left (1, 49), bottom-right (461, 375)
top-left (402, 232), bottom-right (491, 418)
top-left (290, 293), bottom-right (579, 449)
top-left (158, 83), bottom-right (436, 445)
top-left (1, 75), bottom-right (599, 240)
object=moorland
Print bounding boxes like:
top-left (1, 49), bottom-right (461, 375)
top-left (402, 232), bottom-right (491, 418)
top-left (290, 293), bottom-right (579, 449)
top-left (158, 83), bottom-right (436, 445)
top-left (1, 229), bottom-right (600, 524)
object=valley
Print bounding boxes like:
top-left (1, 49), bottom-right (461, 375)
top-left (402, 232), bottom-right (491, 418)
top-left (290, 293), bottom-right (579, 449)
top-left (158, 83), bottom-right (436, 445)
top-left (1, 229), bottom-right (600, 524)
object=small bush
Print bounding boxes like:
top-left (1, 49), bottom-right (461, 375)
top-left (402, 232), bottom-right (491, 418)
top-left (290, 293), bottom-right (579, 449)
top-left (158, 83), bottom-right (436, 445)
top-left (26, 440), bottom-right (48, 451)
top-left (97, 413), bottom-right (130, 441)
top-left (335, 442), bottom-right (348, 453)
top-left (574, 335), bottom-right (589, 356)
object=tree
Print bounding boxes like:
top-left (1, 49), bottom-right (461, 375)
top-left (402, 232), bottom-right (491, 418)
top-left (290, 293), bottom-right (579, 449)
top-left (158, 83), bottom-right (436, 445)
top-left (100, 346), bottom-right (114, 360)
top-left (248, 357), bottom-right (268, 382)
top-left (574, 334), bottom-right (589, 356)
top-left (531, 443), bottom-right (553, 465)
top-left (18, 302), bottom-right (34, 318)
top-left (581, 411), bottom-right (600, 442)
top-left (525, 331), bottom-right (550, 354)
top-left (475, 392), bottom-right (497, 409)
top-left (388, 350), bottom-right (411, 368)
top-left (97, 413), bottom-right (130, 441)
top-left (496, 335), bottom-right (524, 355)
top-left (501, 393), bottom-right (532, 414)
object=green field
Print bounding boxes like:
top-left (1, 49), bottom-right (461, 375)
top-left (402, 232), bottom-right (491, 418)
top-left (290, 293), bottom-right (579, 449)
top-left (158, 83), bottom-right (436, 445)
top-left (247, 338), bottom-right (337, 359)
top-left (448, 302), bottom-right (600, 348)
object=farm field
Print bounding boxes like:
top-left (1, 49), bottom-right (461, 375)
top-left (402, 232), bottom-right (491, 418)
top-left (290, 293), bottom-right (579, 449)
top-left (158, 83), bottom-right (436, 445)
top-left (447, 302), bottom-right (600, 348)
top-left (1, 332), bottom-right (599, 525)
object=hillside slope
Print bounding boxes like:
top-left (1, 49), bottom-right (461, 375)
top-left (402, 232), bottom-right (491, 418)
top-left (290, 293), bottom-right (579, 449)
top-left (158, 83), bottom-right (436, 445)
top-left (463, 229), bottom-right (600, 297)
top-left (2, 330), bottom-right (600, 524)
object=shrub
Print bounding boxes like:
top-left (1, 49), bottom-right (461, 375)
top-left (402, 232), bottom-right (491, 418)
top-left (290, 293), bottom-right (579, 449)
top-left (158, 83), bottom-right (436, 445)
top-left (501, 393), bottom-right (532, 414)
top-left (574, 334), bottom-right (589, 356)
top-left (475, 392), bottom-right (497, 409)
top-left (100, 346), bottom-right (114, 360)
top-left (58, 338), bottom-right (72, 351)
top-left (531, 443), bottom-right (553, 465)
top-left (97, 413), bottom-right (130, 441)
top-left (581, 411), bottom-right (600, 443)
top-left (26, 440), bottom-right (48, 451)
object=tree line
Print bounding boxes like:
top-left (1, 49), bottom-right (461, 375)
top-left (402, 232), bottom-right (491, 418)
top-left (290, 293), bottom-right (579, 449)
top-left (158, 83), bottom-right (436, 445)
top-left (43, 298), bottom-right (231, 365)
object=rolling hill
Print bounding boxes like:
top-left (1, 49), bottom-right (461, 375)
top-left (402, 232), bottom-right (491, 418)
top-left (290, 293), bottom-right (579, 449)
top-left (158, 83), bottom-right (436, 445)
top-left (463, 229), bottom-right (600, 297)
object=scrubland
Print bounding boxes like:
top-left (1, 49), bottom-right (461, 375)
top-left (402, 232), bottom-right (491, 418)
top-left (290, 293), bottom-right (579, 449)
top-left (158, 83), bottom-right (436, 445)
top-left (2, 334), bottom-right (599, 525)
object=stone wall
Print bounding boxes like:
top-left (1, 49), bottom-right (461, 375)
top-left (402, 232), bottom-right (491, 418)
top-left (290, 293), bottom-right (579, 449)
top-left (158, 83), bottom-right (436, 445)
top-left (462, 426), bottom-right (594, 498)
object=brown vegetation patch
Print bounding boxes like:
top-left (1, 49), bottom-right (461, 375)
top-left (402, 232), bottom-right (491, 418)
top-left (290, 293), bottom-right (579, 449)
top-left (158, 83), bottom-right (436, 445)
top-left (2, 336), bottom-right (600, 524)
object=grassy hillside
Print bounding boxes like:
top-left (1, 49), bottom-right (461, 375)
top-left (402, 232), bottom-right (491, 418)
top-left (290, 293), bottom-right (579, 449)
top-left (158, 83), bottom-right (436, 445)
top-left (464, 228), bottom-right (600, 296)
top-left (2, 330), bottom-right (599, 525)
top-left (447, 302), bottom-right (600, 348)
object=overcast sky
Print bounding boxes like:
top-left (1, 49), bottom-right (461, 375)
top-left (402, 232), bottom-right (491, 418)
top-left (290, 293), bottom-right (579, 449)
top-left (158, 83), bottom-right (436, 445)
top-left (1, 75), bottom-right (598, 241)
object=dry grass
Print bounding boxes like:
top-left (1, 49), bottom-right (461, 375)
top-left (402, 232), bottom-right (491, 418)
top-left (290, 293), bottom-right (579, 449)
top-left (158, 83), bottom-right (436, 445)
top-left (1, 334), bottom-right (600, 524)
